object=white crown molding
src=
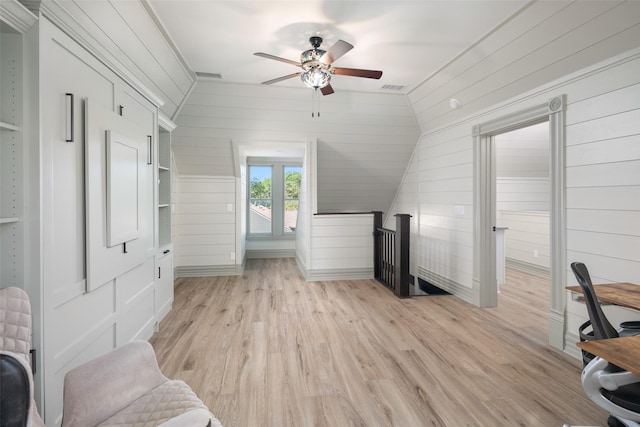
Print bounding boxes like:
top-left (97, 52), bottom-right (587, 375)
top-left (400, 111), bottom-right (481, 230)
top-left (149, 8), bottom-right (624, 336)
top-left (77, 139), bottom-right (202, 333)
top-left (39, 0), bottom-right (166, 108)
top-left (0, 0), bottom-right (37, 34)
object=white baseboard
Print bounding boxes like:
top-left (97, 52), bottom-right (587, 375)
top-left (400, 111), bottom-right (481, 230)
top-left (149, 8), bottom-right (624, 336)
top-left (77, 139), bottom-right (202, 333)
top-left (506, 258), bottom-right (550, 278)
top-left (417, 266), bottom-right (473, 304)
top-left (246, 249), bottom-right (295, 259)
top-left (304, 268), bottom-right (373, 281)
top-left (174, 264), bottom-right (243, 277)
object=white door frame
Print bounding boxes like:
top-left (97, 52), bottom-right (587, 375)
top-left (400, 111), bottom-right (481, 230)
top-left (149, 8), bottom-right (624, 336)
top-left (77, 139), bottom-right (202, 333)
top-left (472, 95), bottom-right (566, 349)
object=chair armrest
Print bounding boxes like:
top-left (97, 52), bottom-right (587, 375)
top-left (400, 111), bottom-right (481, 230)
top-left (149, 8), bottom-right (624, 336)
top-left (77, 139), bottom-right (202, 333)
top-left (1, 351), bottom-right (45, 427)
top-left (62, 341), bottom-right (168, 427)
top-left (620, 320), bottom-right (640, 331)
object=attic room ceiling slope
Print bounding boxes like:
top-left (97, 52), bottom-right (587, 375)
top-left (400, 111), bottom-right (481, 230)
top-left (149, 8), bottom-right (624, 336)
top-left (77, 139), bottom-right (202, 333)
top-left (146, 0), bottom-right (529, 94)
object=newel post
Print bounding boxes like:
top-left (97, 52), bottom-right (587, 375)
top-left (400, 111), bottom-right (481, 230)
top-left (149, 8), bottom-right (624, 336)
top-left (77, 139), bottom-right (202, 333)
top-left (394, 214), bottom-right (411, 298)
top-left (372, 211), bottom-right (383, 280)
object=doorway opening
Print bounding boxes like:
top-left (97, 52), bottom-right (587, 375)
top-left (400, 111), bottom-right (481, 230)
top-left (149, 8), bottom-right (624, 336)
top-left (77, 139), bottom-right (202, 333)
top-left (494, 122), bottom-right (551, 341)
top-left (473, 96), bottom-right (566, 349)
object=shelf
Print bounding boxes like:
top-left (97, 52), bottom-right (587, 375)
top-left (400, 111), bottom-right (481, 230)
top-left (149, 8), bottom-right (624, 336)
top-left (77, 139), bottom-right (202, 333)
top-left (158, 204), bottom-right (170, 208)
top-left (0, 121), bottom-right (20, 131)
top-left (158, 165), bottom-right (170, 171)
top-left (0, 217), bottom-right (20, 224)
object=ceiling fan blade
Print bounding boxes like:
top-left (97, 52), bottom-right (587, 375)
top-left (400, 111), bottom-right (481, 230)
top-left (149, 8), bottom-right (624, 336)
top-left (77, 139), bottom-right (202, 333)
top-left (333, 67), bottom-right (383, 79)
top-left (254, 52), bottom-right (301, 67)
top-left (261, 72), bottom-right (301, 85)
top-left (321, 84), bottom-right (335, 96)
top-left (321, 40), bottom-right (353, 64)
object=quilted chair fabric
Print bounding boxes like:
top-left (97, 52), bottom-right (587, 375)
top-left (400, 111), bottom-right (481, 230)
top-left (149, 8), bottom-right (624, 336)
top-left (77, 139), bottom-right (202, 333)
top-left (97, 381), bottom-right (216, 427)
top-left (0, 287), bottom-right (45, 427)
top-left (63, 340), bottom-right (221, 427)
top-left (0, 286), bottom-right (32, 362)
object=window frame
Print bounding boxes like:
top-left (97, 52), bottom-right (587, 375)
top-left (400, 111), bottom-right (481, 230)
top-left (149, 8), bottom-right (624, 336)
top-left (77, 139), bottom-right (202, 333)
top-left (247, 158), bottom-right (302, 240)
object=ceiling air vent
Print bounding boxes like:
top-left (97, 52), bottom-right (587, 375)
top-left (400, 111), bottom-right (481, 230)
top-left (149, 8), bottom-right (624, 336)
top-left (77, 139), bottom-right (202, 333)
top-left (381, 84), bottom-right (406, 91)
top-left (195, 72), bottom-right (223, 80)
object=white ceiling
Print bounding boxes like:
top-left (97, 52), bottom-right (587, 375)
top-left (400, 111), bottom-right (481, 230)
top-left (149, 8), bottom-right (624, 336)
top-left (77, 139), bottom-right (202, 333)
top-left (148, 0), bottom-right (529, 94)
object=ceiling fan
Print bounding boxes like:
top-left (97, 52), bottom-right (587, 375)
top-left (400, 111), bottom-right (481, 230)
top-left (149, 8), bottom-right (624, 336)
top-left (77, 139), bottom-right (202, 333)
top-left (254, 36), bottom-right (383, 95)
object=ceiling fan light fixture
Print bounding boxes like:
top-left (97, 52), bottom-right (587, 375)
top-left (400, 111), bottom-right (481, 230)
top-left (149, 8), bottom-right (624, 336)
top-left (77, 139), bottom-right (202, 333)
top-left (301, 68), bottom-right (331, 89)
top-left (300, 48), bottom-right (326, 70)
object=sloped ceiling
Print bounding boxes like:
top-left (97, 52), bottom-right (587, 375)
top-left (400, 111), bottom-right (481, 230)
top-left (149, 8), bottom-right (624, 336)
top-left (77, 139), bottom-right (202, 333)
top-left (147, 0), bottom-right (529, 95)
top-left (35, 1), bottom-right (639, 213)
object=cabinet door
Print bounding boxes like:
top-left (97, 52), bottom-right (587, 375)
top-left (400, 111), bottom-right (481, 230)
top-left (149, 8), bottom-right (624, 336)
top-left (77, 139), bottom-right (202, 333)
top-left (85, 100), bottom-right (154, 290)
top-left (156, 253), bottom-right (174, 321)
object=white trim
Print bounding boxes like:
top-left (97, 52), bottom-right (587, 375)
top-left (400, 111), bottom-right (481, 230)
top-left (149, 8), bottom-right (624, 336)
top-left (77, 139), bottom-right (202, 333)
top-left (158, 112), bottom-right (176, 132)
top-left (472, 95), bottom-right (566, 350)
top-left (305, 268), bottom-right (373, 282)
top-left (174, 264), bottom-right (243, 277)
top-left (417, 267), bottom-right (474, 304)
top-left (505, 258), bottom-right (550, 278)
top-left (39, 2), bottom-right (166, 108)
top-left (245, 249), bottom-right (295, 259)
top-left (0, 0), bottom-right (37, 34)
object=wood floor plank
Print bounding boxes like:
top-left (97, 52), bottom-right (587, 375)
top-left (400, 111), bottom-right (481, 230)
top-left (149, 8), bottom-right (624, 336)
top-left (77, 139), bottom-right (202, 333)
top-left (150, 258), bottom-right (608, 426)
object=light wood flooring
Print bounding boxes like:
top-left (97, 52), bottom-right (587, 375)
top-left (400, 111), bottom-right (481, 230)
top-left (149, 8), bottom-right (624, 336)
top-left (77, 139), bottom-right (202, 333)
top-left (149, 258), bottom-right (608, 426)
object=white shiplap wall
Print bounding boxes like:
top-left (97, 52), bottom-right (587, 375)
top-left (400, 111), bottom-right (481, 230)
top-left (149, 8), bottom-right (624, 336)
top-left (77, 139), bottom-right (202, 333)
top-left (415, 125), bottom-right (474, 297)
top-left (172, 80), bottom-right (420, 213)
top-left (307, 214), bottom-right (374, 280)
top-left (173, 176), bottom-right (240, 276)
top-left (499, 211), bottom-right (550, 274)
top-left (388, 50), bottom-right (640, 352)
top-left (564, 68), bottom-right (640, 336)
top-left (496, 178), bottom-right (550, 212)
top-left (408, 1), bottom-right (640, 133)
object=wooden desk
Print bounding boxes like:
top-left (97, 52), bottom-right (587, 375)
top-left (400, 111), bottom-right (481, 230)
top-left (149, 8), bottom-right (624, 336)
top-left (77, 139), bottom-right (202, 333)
top-left (566, 282), bottom-right (640, 311)
top-left (577, 336), bottom-right (640, 376)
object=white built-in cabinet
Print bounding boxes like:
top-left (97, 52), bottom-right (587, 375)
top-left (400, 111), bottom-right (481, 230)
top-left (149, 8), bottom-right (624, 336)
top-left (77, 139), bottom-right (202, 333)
top-left (0, 7), bottom-right (176, 423)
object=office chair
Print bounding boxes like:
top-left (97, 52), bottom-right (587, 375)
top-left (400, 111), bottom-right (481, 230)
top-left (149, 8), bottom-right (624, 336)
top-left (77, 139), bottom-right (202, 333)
top-left (0, 287), bottom-right (45, 427)
top-left (572, 262), bottom-right (640, 365)
top-left (571, 262), bottom-right (640, 427)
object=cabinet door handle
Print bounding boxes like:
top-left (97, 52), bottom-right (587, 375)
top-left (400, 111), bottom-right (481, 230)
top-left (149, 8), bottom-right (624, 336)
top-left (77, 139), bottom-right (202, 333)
top-left (119, 105), bottom-right (124, 116)
top-left (158, 267), bottom-right (161, 279)
top-left (65, 93), bottom-right (74, 142)
top-left (147, 135), bottom-right (153, 165)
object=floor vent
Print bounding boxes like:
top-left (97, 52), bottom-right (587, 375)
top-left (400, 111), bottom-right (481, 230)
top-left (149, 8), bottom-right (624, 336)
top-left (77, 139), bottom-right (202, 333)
top-left (418, 277), bottom-right (450, 295)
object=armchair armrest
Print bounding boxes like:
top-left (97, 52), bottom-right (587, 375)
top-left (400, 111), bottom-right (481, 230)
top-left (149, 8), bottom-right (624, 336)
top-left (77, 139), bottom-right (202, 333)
top-left (62, 341), bottom-right (168, 427)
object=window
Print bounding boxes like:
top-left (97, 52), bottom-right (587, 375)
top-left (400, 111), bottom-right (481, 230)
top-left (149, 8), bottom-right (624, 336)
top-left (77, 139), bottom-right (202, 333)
top-left (248, 165), bottom-right (272, 234)
top-left (248, 160), bottom-right (302, 238)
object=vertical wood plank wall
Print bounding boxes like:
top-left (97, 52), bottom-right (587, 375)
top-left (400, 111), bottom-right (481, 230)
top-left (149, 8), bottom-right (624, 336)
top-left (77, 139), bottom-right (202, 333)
top-left (388, 50), bottom-right (640, 351)
top-left (308, 214), bottom-right (373, 279)
top-left (498, 211), bottom-right (550, 273)
top-left (173, 176), bottom-right (239, 276)
top-left (172, 80), bottom-right (419, 214)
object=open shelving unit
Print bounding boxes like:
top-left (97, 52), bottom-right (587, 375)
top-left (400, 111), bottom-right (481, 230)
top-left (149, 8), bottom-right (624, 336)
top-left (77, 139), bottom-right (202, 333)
top-left (1, 24), bottom-right (25, 287)
top-left (158, 125), bottom-right (172, 250)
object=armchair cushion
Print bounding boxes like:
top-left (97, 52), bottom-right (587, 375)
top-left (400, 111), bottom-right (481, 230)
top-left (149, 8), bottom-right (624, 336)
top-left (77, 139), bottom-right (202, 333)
top-left (63, 341), bottom-right (171, 426)
top-left (97, 379), bottom-right (212, 427)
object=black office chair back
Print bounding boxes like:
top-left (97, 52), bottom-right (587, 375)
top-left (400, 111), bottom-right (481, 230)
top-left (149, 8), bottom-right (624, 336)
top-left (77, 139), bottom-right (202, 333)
top-left (0, 353), bottom-right (30, 427)
top-left (570, 262), bottom-right (619, 340)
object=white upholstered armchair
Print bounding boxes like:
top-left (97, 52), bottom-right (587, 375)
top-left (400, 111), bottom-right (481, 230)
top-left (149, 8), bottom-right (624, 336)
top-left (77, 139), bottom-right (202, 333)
top-left (62, 340), bottom-right (222, 427)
